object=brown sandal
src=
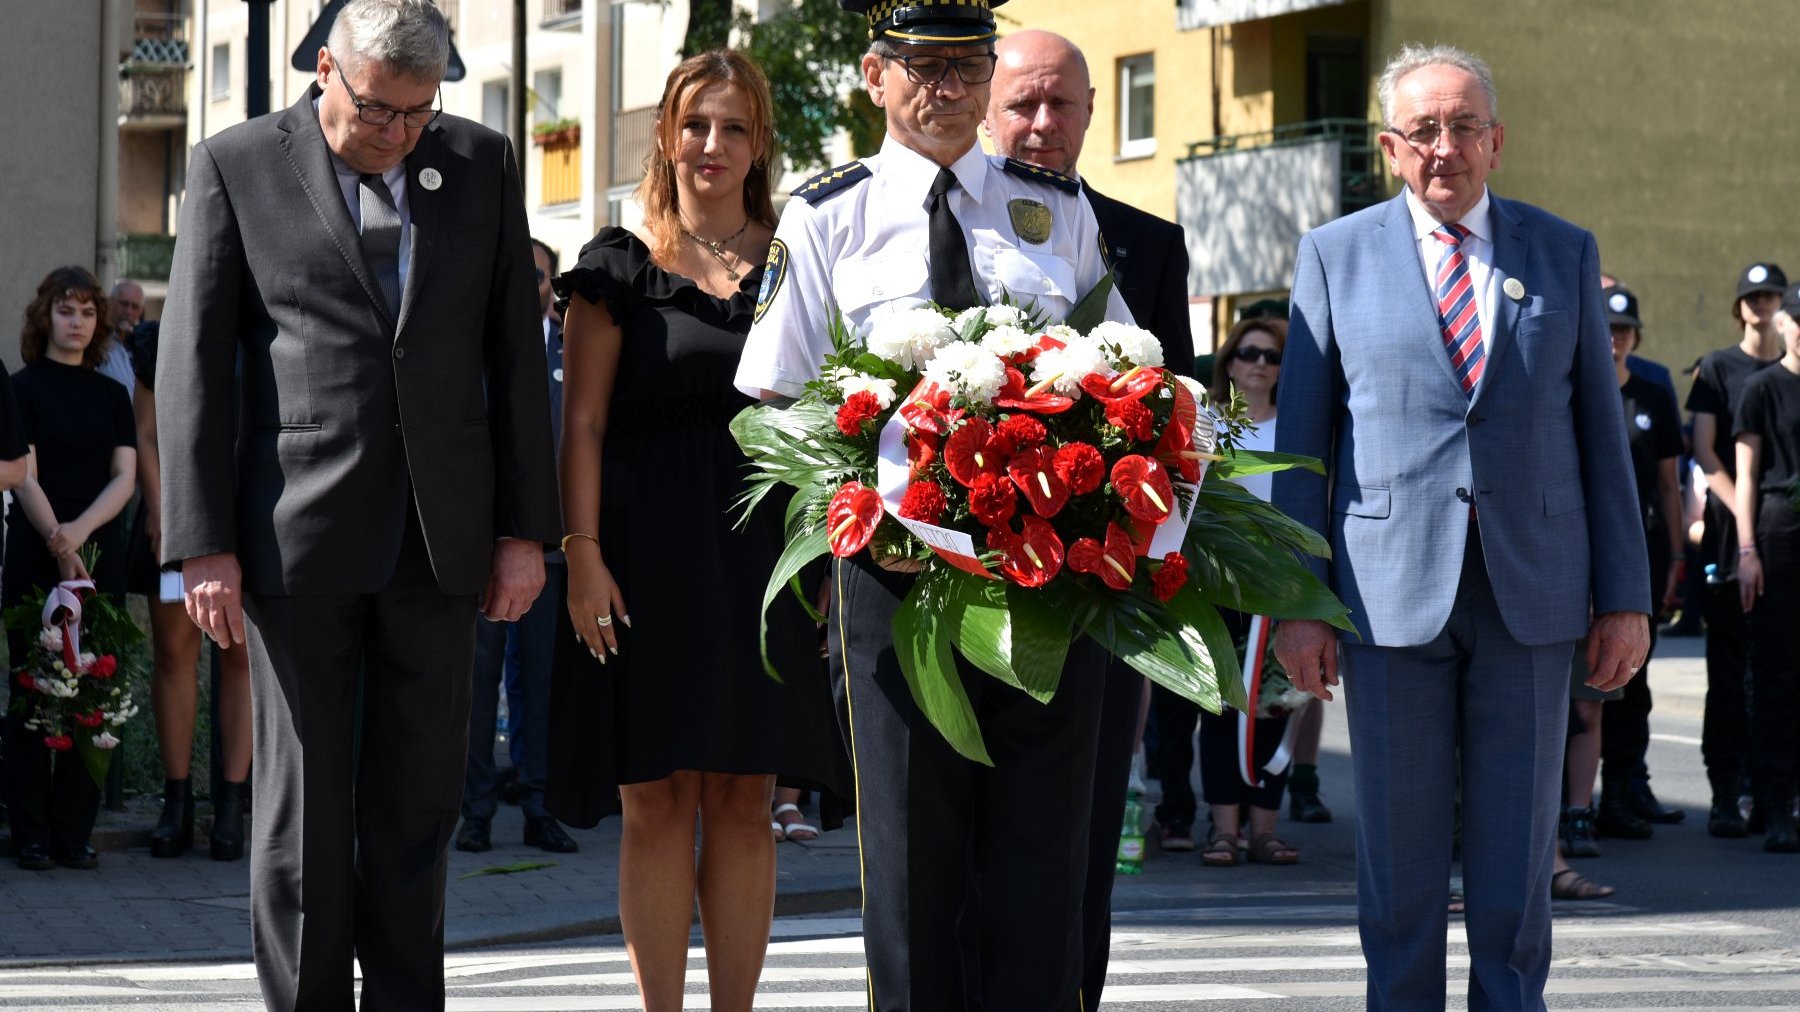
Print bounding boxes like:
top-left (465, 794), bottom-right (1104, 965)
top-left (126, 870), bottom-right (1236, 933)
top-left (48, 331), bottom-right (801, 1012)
top-left (1551, 868), bottom-right (1615, 900)
top-left (1200, 831), bottom-right (1239, 866)
top-left (1246, 832), bottom-right (1299, 865)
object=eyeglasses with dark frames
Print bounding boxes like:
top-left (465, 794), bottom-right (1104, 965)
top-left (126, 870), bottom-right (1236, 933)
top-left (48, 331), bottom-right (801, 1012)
top-left (1384, 117), bottom-right (1497, 149)
top-left (329, 49), bottom-right (442, 130)
top-left (883, 53), bottom-right (998, 87)
top-left (1232, 345), bottom-right (1282, 366)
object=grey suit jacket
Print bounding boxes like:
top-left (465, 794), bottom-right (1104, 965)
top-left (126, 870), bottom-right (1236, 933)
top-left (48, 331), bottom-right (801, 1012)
top-left (1271, 192), bottom-right (1650, 647)
top-left (157, 86), bottom-right (560, 597)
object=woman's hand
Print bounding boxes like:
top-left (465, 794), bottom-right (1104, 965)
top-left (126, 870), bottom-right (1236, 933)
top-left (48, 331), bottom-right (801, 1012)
top-left (47, 520), bottom-right (87, 561)
top-left (564, 542), bottom-right (630, 663)
top-left (146, 507), bottom-right (163, 564)
top-left (1738, 550), bottom-right (1763, 613)
top-left (56, 550), bottom-right (90, 583)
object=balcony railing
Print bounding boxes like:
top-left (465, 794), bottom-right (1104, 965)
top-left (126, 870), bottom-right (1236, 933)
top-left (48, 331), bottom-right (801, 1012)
top-left (119, 67), bottom-right (187, 126)
top-left (118, 233), bottom-right (178, 283)
top-left (1184, 118), bottom-right (1382, 214)
top-left (542, 0), bottom-right (581, 29)
top-left (611, 105), bottom-right (657, 187)
top-left (129, 11), bottom-right (189, 65)
top-left (540, 132), bottom-right (581, 207)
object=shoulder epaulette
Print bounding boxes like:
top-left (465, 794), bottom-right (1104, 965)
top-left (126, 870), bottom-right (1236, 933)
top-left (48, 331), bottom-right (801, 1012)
top-left (790, 161), bottom-right (872, 204)
top-left (1003, 158), bottom-right (1080, 195)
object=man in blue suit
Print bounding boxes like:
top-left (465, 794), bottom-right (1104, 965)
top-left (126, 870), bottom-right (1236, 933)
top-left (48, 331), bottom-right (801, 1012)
top-left (1272, 44), bottom-right (1651, 1011)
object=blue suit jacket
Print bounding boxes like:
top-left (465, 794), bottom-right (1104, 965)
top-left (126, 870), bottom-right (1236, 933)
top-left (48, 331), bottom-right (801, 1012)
top-left (1271, 192), bottom-right (1651, 648)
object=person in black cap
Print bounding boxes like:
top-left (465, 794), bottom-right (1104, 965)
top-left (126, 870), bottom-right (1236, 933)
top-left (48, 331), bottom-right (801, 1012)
top-left (1686, 261), bottom-right (1786, 837)
top-left (734, 2), bottom-right (1134, 1009)
top-left (1731, 281), bottom-right (1800, 853)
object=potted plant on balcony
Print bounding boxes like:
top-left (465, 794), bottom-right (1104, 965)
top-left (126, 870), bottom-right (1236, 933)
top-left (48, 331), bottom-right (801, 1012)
top-left (531, 117), bottom-right (580, 147)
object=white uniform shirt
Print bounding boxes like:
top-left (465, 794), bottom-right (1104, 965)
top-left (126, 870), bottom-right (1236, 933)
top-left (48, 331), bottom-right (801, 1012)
top-left (734, 135), bottom-right (1134, 398)
top-left (1404, 186), bottom-right (1495, 353)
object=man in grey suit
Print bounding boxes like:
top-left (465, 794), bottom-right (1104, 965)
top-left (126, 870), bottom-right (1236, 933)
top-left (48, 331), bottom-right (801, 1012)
top-left (1272, 44), bottom-right (1650, 1011)
top-left (156, 2), bottom-right (559, 1009)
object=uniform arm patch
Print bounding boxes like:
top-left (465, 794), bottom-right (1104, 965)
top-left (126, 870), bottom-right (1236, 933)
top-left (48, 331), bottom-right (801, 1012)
top-left (1002, 158), bottom-right (1080, 195)
top-left (790, 161), bottom-right (872, 204)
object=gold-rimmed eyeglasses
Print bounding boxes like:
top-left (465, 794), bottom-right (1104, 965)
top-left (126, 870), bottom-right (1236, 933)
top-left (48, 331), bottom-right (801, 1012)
top-left (1385, 117), bottom-right (1497, 149)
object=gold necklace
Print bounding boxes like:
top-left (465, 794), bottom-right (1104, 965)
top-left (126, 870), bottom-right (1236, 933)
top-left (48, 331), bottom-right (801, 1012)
top-left (679, 218), bottom-right (750, 281)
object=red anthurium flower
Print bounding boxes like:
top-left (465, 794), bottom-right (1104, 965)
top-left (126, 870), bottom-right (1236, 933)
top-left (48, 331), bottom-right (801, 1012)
top-left (1052, 442), bottom-right (1106, 495)
top-left (944, 418), bottom-right (1009, 488)
top-left (1151, 552), bottom-right (1190, 601)
top-left (835, 391), bottom-right (884, 437)
top-left (908, 429), bottom-right (939, 479)
top-left (995, 366), bottom-right (1075, 414)
top-left (896, 381), bottom-right (956, 435)
top-left (1067, 522), bottom-right (1137, 591)
top-left (899, 482), bottom-right (949, 525)
top-left (1078, 365), bottom-right (1165, 407)
top-left (1111, 455), bottom-right (1176, 523)
top-left (1154, 381), bottom-right (1202, 481)
top-left (1106, 399), bottom-right (1155, 441)
top-left (987, 516), bottom-right (1065, 587)
top-left (968, 472), bottom-right (1018, 527)
top-left (826, 482), bottom-right (883, 557)
top-left (996, 415), bottom-right (1048, 451)
top-left (1007, 445), bottom-right (1071, 518)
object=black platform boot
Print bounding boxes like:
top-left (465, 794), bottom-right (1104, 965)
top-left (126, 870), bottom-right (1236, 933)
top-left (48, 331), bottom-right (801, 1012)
top-left (149, 778), bottom-right (194, 858)
top-left (211, 780), bottom-right (248, 861)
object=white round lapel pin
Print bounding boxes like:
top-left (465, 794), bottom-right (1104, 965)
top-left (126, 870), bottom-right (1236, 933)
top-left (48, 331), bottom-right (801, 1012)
top-left (420, 168), bottom-right (443, 191)
top-left (1609, 293), bottom-right (1629, 312)
top-left (1503, 278), bottom-right (1525, 301)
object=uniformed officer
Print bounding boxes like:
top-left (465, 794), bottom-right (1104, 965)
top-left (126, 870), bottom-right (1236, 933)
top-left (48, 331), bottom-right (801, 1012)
top-left (733, 2), bottom-right (1133, 1009)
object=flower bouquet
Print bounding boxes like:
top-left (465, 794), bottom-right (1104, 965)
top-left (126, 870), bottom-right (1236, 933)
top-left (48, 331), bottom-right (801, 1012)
top-left (5, 564), bottom-right (145, 788)
top-left (731, 285), bottom-right (1350, 763)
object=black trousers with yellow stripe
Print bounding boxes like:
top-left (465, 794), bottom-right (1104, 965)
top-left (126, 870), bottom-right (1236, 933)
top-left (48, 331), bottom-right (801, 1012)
top-left (829, 555), bottom-right (1107, 1012)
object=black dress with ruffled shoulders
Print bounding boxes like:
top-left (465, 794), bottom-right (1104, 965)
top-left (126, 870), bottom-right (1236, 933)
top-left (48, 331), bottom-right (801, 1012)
top-left (544, 227), bottom-right (849, 827)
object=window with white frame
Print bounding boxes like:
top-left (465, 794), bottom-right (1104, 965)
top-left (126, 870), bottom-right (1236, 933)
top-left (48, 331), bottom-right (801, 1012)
top-left (210, 42), bottom-right (230, 102)
top-left (481, 79), bottom-right (510, 134)
top-left (1117, 54), bottom-right (1155, 159)
top-left (533, 68), bottom-right (563, 124)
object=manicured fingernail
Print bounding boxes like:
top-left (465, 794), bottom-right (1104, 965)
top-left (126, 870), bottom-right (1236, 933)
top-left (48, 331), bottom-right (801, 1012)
top-left (608, 645), bottom-right (618, 656)
top-left (620, 614), bottom-right (632, 628)
top-left (591, 648), bottom-right (604, 663)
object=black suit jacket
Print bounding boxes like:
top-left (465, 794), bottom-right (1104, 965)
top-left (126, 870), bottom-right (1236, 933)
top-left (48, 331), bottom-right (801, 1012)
top-left (1085, 183), bottom-right (1196, 378)
top-left (157, 86), bottom-right (560, 596)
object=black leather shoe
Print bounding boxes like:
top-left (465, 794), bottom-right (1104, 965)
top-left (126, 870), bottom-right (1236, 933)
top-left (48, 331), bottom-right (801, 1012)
top-left (1288, 790), bottom-right (1334, 824)
top-left (524, 816), bottom-right (579, 853)
top-left (150, 777), bottom-right (195, 858)
top-left (455, 817), bottom-right (492, 853)
top-left (1708, 801), bottom-right (1748, 838)
top-left (1561, 805), bottom-right (1601, 858)
top-left (210, 780), bottom-right (248, 861)
top-left (15, 844), bottom-right (54, 871)
top-left (1627, 782), bottom-right (1685, 824)
top-left (1596, 798), bottom-right (1653, 839)
top-left (1765, 804), bottom-right (1799, 853)
top-left (56, 845), bottom-right (98, 870)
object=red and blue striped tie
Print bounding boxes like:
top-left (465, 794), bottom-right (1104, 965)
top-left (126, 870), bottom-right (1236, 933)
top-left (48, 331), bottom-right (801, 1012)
top-left (1432, 223), bottom-right (1485, 395)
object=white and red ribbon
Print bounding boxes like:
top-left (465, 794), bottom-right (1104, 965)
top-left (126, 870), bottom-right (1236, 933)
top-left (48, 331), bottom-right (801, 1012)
top-left (41, 579), bottom-right (95, 672)
top-left (1236, 613), bottom-right (1307, 788)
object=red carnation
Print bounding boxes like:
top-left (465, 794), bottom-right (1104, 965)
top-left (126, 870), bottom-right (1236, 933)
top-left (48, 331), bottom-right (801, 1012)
top-left (899, 482), bottom-right (949, 525)
top-left (1106, 399), bottom-right (1155, 442)
top-left (75, 710), bottom-right (105, 728)
top-left (1067, 522), bottom-right (1137, 591)
top-left (1007, 445), bottom-right (1071, 518)
top-left (15, 672), bottom-right (33, 690)
top-left (1053, 442), bottom-right (1106, 495)
top-left (825, 482), bottom-right (884, 557)
top-left (968, 472), bottom-right (1018, 527)
top-left (44, 735), bottom-right (73, 751)
top-left (1111, 455), bottom-right (1176, 523)
top-left (89, 655), bottom-right (117, 678)
top-left (986, 516), bottom-right (1065, 587)
top-left (945, 418), bottom-right (1009, 488)
top-left (1151, 552), bottom-right (1190, 601)
top-left (835, 391), bottom-right (883, 438)
top-left (996, 415), bottom-right (1048, 451)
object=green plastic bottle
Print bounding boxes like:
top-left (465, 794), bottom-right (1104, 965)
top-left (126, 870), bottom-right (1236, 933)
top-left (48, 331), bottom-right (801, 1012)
top-left (1116, 796), bottom-right (1145, 874)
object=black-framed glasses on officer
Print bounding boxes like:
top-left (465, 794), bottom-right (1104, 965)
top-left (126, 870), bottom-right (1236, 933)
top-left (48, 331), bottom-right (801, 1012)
top-left (1384, 116), bottom-right (1497, 149)
top-left (328, 49), bottom-right (442, 129)
top-left (884, 52), bottom-right (998, 87)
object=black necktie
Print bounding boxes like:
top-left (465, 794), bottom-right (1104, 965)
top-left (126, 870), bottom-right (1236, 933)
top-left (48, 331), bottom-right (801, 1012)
top-left (928, 166), bottom-right (983, 311)
top-left (358, 172), bottom-right (403, 319)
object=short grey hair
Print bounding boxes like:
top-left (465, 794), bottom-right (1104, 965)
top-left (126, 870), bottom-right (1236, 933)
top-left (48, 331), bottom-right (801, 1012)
top-left (1376, 43), bottom-right (1498, 125)
top-left (329, 0), bottom-right (450, 83)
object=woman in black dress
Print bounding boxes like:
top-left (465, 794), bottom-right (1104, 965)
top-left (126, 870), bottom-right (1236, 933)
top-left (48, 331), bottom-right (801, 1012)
top-left (548, 52), bottom-right (846, 1009)
top-left (4, 266), bottom-right (137, 870)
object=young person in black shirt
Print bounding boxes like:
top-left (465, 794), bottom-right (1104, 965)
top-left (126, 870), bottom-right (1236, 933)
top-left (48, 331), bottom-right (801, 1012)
top-left (1732, 283), bottom-right (1800, 854)
top-left (3, 266), bottom-right (137, 871)
top-left (1686, 262), bottom-right (1785, 837)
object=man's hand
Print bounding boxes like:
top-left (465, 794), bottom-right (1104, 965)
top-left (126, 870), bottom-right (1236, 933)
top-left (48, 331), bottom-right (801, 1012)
top-left (184, 552), bottom-right (246, 647)
top-left (1584, 611), bottom-right (1650, 693)
top-left (482, 539), bottom-right (546, 622)
top-left (1274, 618), bottom-right (1340, 702)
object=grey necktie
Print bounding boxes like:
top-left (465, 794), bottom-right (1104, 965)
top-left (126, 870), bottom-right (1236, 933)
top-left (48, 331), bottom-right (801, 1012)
top-left (358, 172), bottom-right (403, 319)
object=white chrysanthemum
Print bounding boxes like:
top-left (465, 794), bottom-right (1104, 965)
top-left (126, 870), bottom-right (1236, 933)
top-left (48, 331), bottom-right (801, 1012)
top-left (980, 325), bottom-right (1038, 359)
top-left (866, 308), bottom-right (955, 370)
top-left (836, 372), bottom-right (898, 409)
top-left (1029, 335), bottom-right (1111, 395)
top-left (1042, 324), bottom-right (1080, 345)
top-left (77, 652), bottom-right (96, 668)
top-left (924, 342), bottom-right (1008, 403)
top-left (953, 304), bottom-right (1027, 333)
top-left (39, 628), bottom-right (62, 653)
top-left (1088, 321), bottom-right (1165, 368)
top-left (93, 731), bottom-right (120, 750)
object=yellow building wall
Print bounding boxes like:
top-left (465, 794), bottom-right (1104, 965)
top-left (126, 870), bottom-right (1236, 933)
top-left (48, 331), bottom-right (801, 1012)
top-left (1375, 1), bottom-right (1797, 376)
